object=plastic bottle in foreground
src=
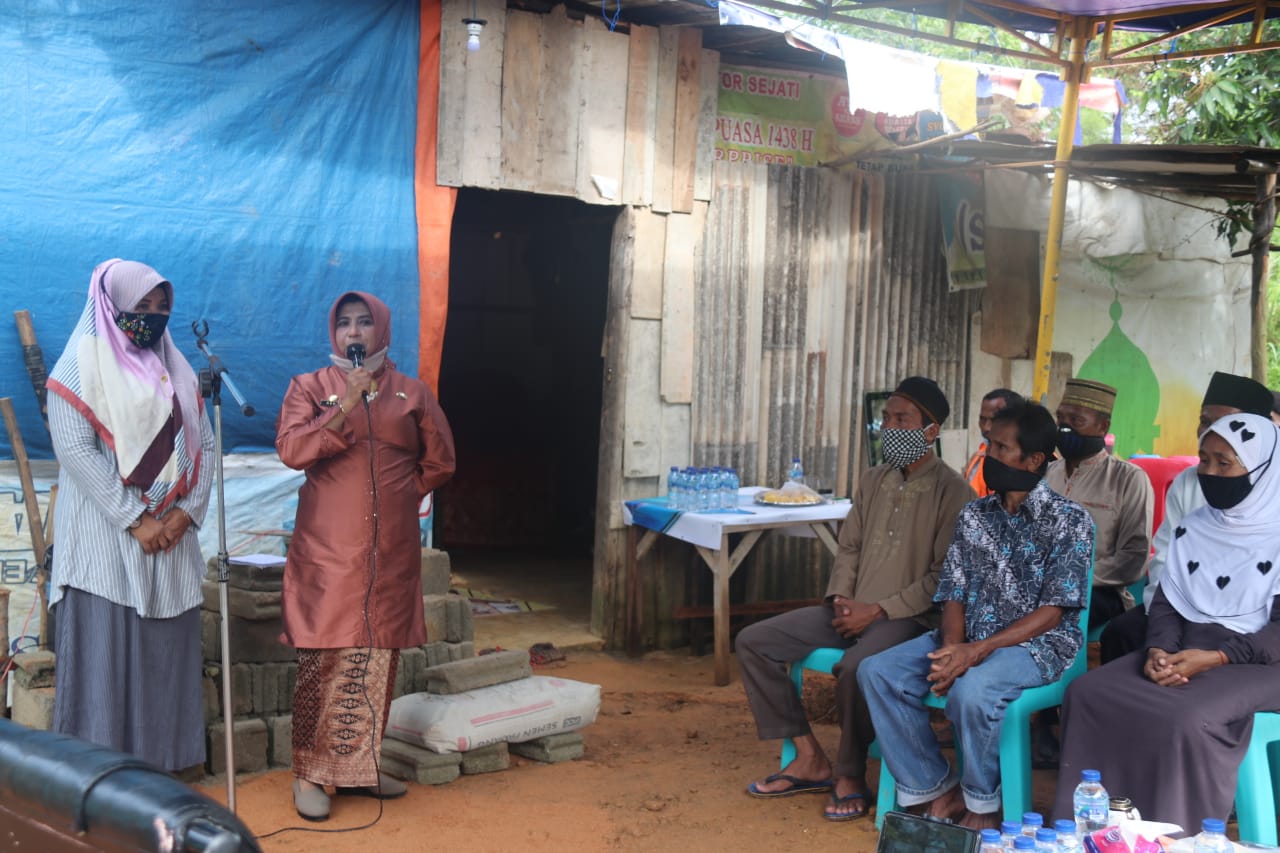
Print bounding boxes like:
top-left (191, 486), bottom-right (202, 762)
top-left (1054, 819), bottom-right (1081, 851)
top-left (667, 466), bottom-right (680, 506)
top-left (1013, 837), bottom-right (1036, 851)
top-left (1191, 818), bottom-right (1232, 853)
top-left (980, 828), bottom-right (1005, 853)
top-left (1034, 828), bottom-right (1058, 852)
top-left (1073, 769), bottom-right (1110, 837)
top-left (789, 456), bottom-right (804, 484)
top-left (1022, 812), bottom-right (1045, 837)
top-left (1002, 820), bottom-right (1023, 850)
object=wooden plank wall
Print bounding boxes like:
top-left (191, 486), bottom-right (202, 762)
top-left (438, 3), bottom-right (982, 645)
top-left (437, 0), bottom-right (715, 209)
top-left (593, 168), bottom-right (982, 644)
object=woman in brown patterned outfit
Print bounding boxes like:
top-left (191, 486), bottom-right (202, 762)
top-left (277, 291), bottom-right (455, 821)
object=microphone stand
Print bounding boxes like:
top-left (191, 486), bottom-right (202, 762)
top-left (192, 321), bottom-right (254, 813)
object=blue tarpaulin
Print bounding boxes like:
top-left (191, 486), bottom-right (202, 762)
top-left (0, 1), bottom-right (422, 458)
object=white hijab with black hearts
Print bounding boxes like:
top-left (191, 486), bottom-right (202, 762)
top-left (1162, 413), bottom-right (1280, 634)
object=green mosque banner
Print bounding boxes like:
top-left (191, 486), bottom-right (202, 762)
top-left (985, 170), bottom-right (1252, 460)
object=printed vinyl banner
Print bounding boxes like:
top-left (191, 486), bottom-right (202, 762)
top-left (715, 64), bottom-right (945, 167)
top-left (937, 173), bottom-right (987, 291)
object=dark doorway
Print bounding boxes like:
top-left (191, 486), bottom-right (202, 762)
top-left (436, 189), bottom-right (615, 580)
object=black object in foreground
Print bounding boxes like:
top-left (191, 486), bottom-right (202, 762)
top-left (0, 718), bottom-right (261, 852)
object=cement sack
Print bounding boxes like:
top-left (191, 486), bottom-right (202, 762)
top-left (386, 675), bottom-right (600, 753)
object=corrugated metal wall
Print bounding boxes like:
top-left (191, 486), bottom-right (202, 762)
top-left (685, 163), bottom-right (980, 608)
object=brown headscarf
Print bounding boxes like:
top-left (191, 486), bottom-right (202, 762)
top-left (327, 291), bottom-right (393, 372)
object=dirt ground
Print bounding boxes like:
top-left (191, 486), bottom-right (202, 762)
top-left (197, 649), bottom-right (1063, 853)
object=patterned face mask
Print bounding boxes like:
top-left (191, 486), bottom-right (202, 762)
top-left (881, 427), bottom-right (931, 469)
top-left (115, 311), bottom-right (169, 348)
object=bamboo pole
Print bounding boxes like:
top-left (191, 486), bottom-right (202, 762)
top-left (0, 398), bottom-right (49, 649)
top-left (14, 311), bottom-right (50, 431)
top-left (1032, 19), bottom-right (1090, 404)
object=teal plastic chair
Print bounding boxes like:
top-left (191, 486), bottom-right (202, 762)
top-left (1234, 711), bottom-right (1280, 846)
top-left (1085, 575), bottom-right (1145, 644)
top-left (874, 558), bottom-right (1095, 827)
top-left (778, 648), bottom-right (880, 768)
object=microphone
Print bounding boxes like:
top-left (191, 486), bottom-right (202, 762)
top-left (346, 343), bottom-right (369, 403)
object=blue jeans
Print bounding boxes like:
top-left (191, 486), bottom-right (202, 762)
top-left (858, 632), bottom-right (1046, 813)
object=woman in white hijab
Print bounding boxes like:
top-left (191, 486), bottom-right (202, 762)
top-left (46, 259), bottom-right (214, 771)
top-left (1052, 412), bottom-right (1280, 833)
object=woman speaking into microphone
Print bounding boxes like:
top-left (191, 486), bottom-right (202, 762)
top-left (276, 292), bottom-right (455, 821)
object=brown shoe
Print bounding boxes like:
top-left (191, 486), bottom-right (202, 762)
top-left (293, 780), bottom-right (331, 822)
top-left (336, 772), bottom-right (408, 800)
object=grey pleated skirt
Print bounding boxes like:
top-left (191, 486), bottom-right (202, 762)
top-left (52, 587), bottom-right (205, 772)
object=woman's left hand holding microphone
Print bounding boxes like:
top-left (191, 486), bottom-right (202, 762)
top-left (341, 366), bottom-right (377, 411)
top-left (325, 367), bottom-right (377, 431)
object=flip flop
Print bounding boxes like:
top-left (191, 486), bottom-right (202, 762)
top-left (746, 772), bottom-right (834, 798)
top-left (823, 790), bottom-right (870, 822)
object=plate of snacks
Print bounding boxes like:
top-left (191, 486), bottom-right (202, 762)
top-left (754, 483), bottom-right (825, 506)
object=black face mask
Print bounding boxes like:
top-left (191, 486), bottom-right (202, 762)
top-left (1056, 426), bottom-right (1106, 459)
top-left (1198, 472), bottom-right (1253, 510)
top-left (983, 455), bottom-right (1043, 494)
top-left (115, 311), bottom-right (169, 348)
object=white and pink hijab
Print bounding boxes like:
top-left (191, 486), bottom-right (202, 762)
top-left (47, 259), bottom-right (202, 514)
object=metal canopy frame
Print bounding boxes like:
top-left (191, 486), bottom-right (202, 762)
top-left (731, 0), bottom-right (1280, 68)
top-left (724, 0), bottom-right (1280, 399)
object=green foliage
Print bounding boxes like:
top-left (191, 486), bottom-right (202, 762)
top-left (1112, 21), bottom-right (1280, 147)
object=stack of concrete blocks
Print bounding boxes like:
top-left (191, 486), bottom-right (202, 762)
top-left (380, 648), bottom-right (586, 786)
top-left (198, 548), bottom-right (461, 777)
top-left (8, 650), bottom-right (56, 731)
top-left (200, 555), bottom-right (296, 777)
top-left (412, 546), bottom-right (475, 682)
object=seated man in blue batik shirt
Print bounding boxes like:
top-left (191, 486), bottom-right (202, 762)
top-left (858, 402), bottom-right (1094, 831)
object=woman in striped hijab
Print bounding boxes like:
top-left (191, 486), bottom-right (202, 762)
top-left (46, 259), bottom-right (214, 771)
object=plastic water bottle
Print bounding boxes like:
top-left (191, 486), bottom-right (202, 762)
top-left (1191, 818), bottom-right (1232, 853)
top-left (725, 468), bottom-right (740, 508)
top-left (679, 468), bottom-right (695, 510)
top-left (1013, 837), bottom-right (1036, 852)
top-left (1054, 819), bottom-right (1080, 851)
top-left (1035, 828), bottom-right (1057, 852)
top-left (1001, 820), bottom-right (1023, 850)
top-left (789, 456), bottom-right (805, 484)
top-left (1022, 812), bottom-right (1044, 837)
top-left (667, 466), bottom-right (680, 506)
top-left (980, 828), bottom-right (1005, 853)
top-left (700, 468), bottom-right (715, 510)
top-left (1072, 770), bottom-right (1110, 837)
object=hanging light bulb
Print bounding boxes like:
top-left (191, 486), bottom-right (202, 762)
top-left (463, 0), bottom-right (486, 54)
top-left (463, 18), bottom-right (486, 52)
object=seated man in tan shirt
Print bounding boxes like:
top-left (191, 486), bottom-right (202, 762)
top-left (739, 376), bottom-right (974, 822)
top-left (1044, 378), bottom-right (1153, 630)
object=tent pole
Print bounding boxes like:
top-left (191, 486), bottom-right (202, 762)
top-left (1032, 19), bottom-right (1091, 403)
top-left (1250, 173), bottom-right (1276, 383)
